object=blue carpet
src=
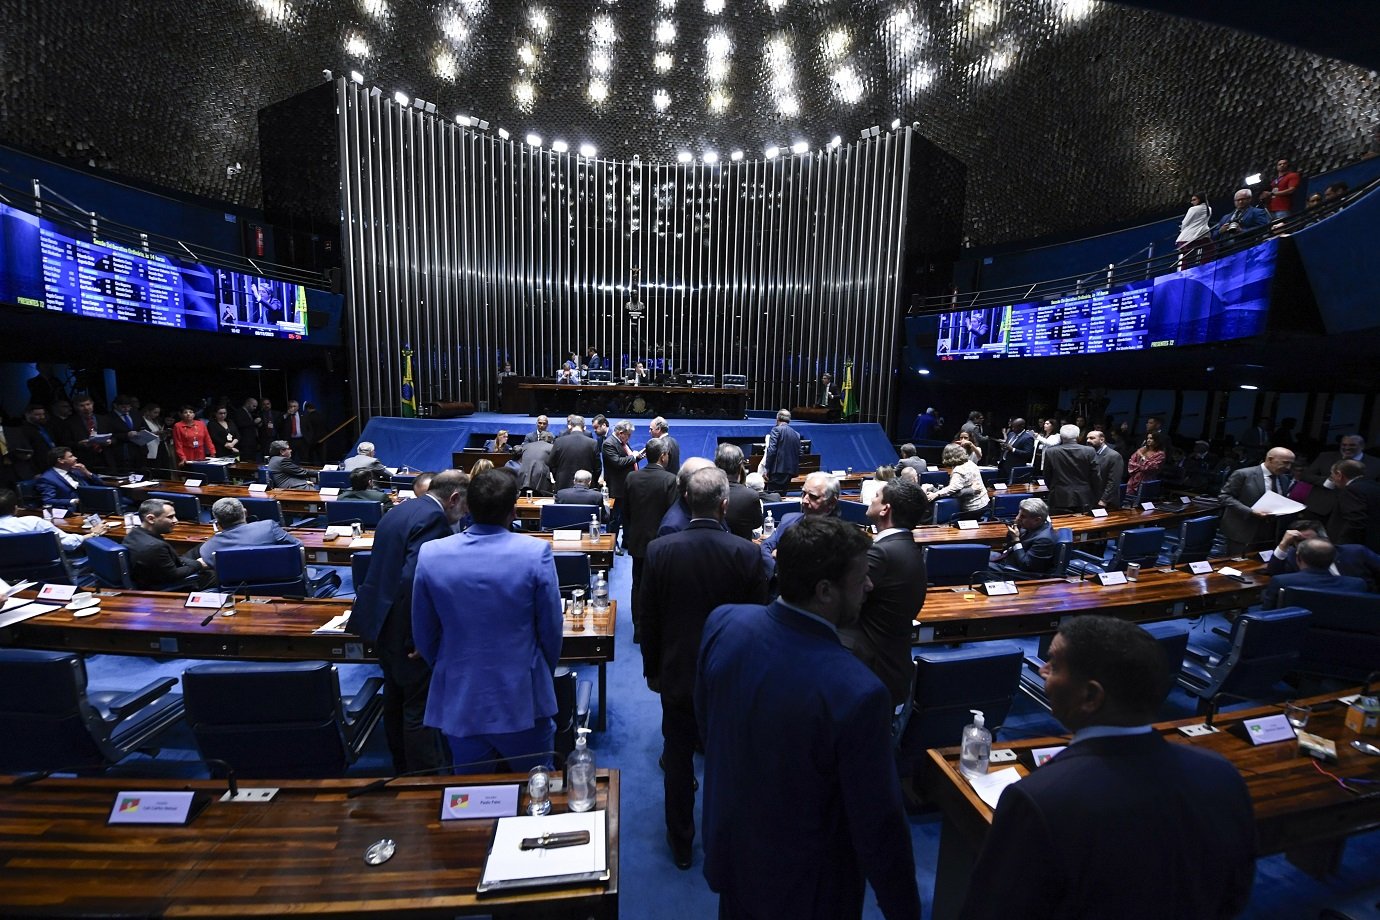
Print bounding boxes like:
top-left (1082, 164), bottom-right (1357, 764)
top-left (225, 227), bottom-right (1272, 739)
top-left (82, 571), bottom-right (1380, 917)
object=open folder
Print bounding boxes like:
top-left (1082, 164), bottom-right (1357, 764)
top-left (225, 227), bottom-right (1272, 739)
top-left (477, 810), bottom-right (608, 893)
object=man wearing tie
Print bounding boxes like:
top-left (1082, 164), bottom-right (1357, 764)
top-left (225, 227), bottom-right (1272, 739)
top-left (1000, 418), bottom-right (1036, 473)
top-left (107, 395), bottom-right (144, 474)
top-left (601, 420), bottom-right (646, 554)
top-left (283, 399), bottom-right (308, 457)
top-left (1219, 446), bottom-right (1295, 555)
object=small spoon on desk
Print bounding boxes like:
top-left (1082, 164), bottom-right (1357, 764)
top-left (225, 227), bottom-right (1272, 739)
top-left (1352, 740), bottom-right (1380, 757)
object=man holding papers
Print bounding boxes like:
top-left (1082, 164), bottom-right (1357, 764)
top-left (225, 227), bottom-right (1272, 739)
top-left (1218, 446), bottom-right (1296, 555)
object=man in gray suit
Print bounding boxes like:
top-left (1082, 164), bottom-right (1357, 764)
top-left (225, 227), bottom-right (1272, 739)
top-left (198, 497), bottom-right (301, 564)
top-left (1041, 424), bottom-right (1100, 514)
top-left (1219, 446), bottom-right (1295, 555)
top-left (1086, 429), bottom-right (1124, 510)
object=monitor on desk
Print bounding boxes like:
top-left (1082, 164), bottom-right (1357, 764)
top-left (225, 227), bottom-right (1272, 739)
top-left (722, 374), bottom-right (747, 388)
top-left (588, 369), bottom-right (612, 383)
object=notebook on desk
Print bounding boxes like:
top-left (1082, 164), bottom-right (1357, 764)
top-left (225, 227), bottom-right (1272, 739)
top-left (477, 810), bottom-right (609, 894)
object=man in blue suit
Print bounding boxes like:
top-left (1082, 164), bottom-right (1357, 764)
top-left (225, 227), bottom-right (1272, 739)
top-left (960, 615), bottom-right (1255, 920)
top-left (412, 468), bottom-right (563, 773)
top-left (349, 469), bottom-right (469, 774)
top-left (34, 446), bottom-right (103, 509)
top-left (696, 515), bottom-right (921, 920)
top-left (1266, 519), bottom-right (1380, 590)
top-left (984, 497), bottom-right (1059, 580)
top-left (1260, 538), bottom-right (1367, 609)
top-left (760, 408), bottom-right (802, 495)
top-left (197, 497), bottom-right (301, 564)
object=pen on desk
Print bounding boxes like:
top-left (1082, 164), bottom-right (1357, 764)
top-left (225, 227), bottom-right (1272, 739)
top-left (519, 831), bottom-right (590, 851)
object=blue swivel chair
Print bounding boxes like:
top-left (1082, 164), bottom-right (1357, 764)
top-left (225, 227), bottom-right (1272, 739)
top-left (899, 642), bottom-right (1024, 771)
top-left (1049, 527), bottom-right (1074, 577)
top-left (0, 649), bottom-right (184, 773)
top-left (931, 497), bottom-right (960, 525)
top-left (921, 471), bottom-right (949, 488)
top-left (17, 480), bottom-right (43, 508)
top-left (350, 551), bottom-right (372, 594)
top-left (837, 500), bottom-right (870, 526)
top-left (238, 496), bottom-right (284, 525)
top-left (979, 468), bottom-right (1001, 488)
top-left (213, 545), bottom-right (313, 597)
top-left (1006, 464), bottom-right (1035, 486)
top-left (1069, 526), bottom-right (1166, 575)
top-left (1161, 514), bottom-right (1220, 566)
top-left (76, 485), bottom-right (121, 515)
top-left (554, 553), bottom-right (593, 597)
top-left (181, 661), bottom-right (384, 777)
top-left (1022, 618), bottom-right (1192, 715)
top-left (317, 470), bottom-right (353, 489)
top-left (1279, 587), bottom-right (1380, 683)
top-left (1138, 479), bottom-right (1163, 503)
top-left (0, 531), bottom-right (73, 585)
top-left (986, 493), bottom-right (1025, 522)
top-left (148, 491), bottom-right (202, 523)
top-left (924, 544), bottom-right (992, 586)
top-left (326, 499), bottom-right (384, 529)
top-left (540, 503), bottom-right (601, 531)
top-left (762, 500), bottom-right (802, 523)
top-left (84, 536), bottom-right (133, 589)
top-left (1176, 607), bottom-right (1313, 713)
top-left (183, 461), bottom-right (229, 484)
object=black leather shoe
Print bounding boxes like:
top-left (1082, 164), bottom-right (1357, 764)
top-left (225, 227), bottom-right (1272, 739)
top-left (667, 832), bottom-right (692, 870)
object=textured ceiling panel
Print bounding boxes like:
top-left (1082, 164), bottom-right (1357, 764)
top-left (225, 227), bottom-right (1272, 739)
top-left (0, 0), bottom-right (1374, 246)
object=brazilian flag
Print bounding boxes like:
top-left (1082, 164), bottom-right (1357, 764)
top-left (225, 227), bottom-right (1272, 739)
top-left (841, 359), bottom-right (859, 419)
top-left (401, 347), bottom-right (417, 418)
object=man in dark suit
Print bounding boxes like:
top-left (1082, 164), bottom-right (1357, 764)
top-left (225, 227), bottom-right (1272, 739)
top-left (649, 417), bottom-right (680, 473)
top-left (257, 398), bottom-right (283, 446)
top-left (265, 440), bottom-right (316, 490)
top-left (815, 373), bottom-right (842, 421)
top-left (959, 615), bottom-right (1255, 920)
top-left (105, 395), bottom-right (145, 474)
top-left (760, 409), bottom-right (801, 495)
top-left (349, 470), bottom-right (467, 773)
top-left (1086, 428), bottom-right (1124, 510)
top-left (521, 414), bottom-right (550, 445)
top-left (9, 404), bottom-right (56, 480)
top-left (985, 497), bottom-right (1059, 579)
top-left (895, 443), bottom-right (928, 477)
top-left (999, 417), bottom-right (1036, 472)
top-left (549, 414), bottom-right (601, 493)
top-left (1260, 538), bottom-right (1368, 609)
top-left (1219, 446), bottom-right (1295, 555)
top-left (1041, 424), bottom-right (1101, 514)
top-left (124, 497), bottom-right (215, 590)
top-left (282, 399), bottom-right (308, 457)
top-left (841, 479), bottom-right (928, 708)
top-left (554, 469), bottom-right (607, 522)
top-left (1267, 519), bottom-right (1380, 590)
top-left (58, 395), bottom-right (108, 471)
top-left (621, 438), bottom-right (679, 643)
top-left (34, 446), bottom-right (104, 509)
top-left (231, 397), bottom-right (260, 461)
top-left (601, 420), bottom-right (645, 551)
top-left (1296, 433), bottom-right (1380, 519)
top-left (697, 516), bottom-right (921, 919)
top-left (197, 497), bottom-right (302, 564)
top-left (714, 443), bottom-right (763, 540)
top-left (1327, 458), bottom-right (1380, 552)
top-left (513, 430), bottom-right (555, 495)
top-left (641, 466), bottom-right (769, 869)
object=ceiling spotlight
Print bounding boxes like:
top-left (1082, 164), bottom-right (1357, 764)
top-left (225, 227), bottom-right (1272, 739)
top-left (704, 0), bottom-right (724, 13)
top-left (345, 34), bottom-right (370, 57)
top-left (591, 14), bottom-right (617, 45)
top-left (703, 150), bottom-right (718, 164)
top-left (423, 101), bottom-right (438, 114)
top-left (588, 79), bottom-right (609, 102)
top-left (653, 88), bottom-right (671, 111)
top-left (530, 9), bottom-right (549, 32)
top-left (514, 81), bottom-right (535, 105)
top-left (1245, 173), bottom-right (1262, 186)
top-left (654, 51), bottom-right (673, 71)
top-left (248, 364), bottom-right (263, 370)
top-left (829, 135), bottom-right (841, 147)
top-left (322, 68), bottom-right (333, 81)
top-left (1239, 384), bottom-right (1259, 391)
top-left (655, 19), bottom-right (676, 44)
top-left (368, 86), bottom-right (382, 98)
top-left (551, 139), bottom-right (569, 152)
top-left (518, 44), bottom-right (537, 65)
top-left (394, 91), bottom-right (410, 106)
top-left (579, 143), bottom-right (598, 157)
top-left (917, 368), bottom-right (930, 376)
top-left (477, 119), bottom-right (490, 130)
top-left (526, 133), bottom-right (543, 146)
top-left (706, 30), bottom-right (731, 59)
top-left (498, 127), bottom-right (511, 139)
top-left (729, 149), bottom-right (744, 161)
top-left (890, 118), bottom-right (901, 130)
top-left (764, 145), bottom-right (780, 159)
top-left (791, 140), bottom-right (808, 155)
top-left (456, 114), bottom-right (472, 126)
top-left (350, 70), bottom-right (364, 84)
top-left (677, 151), bottom-right (693, 163)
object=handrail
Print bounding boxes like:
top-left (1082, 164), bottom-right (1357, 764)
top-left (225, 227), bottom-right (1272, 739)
top-left (316, 416), bottom-right (358, 447)
top-left (914, 176), bottom-right (1380, 316)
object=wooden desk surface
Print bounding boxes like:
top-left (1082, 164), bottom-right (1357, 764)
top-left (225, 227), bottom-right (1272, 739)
top-left (910, 501), bottom-right (1217, 549)
top-left (0, 771), bottom-right (620, 919)
top-left (3, 591), bottom-right (616, 668)
top-left (912, 558), bottom-right (1267, 645)
top-left (122, 480), bottom-right (329, 513)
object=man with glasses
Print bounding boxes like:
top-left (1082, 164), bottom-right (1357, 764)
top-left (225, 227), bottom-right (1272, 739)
top-left (761, 471), bottom-right (839, 555)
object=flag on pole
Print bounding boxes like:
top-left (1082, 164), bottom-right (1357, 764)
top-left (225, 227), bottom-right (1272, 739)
top-left (841, 359), bottom-right (858, 419)
top-left (400, 347), bottom-right (417, 418)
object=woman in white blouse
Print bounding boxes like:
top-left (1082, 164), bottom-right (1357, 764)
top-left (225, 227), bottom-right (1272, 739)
top-left (924, 443), bottom-right (990, 519)
top-left (1175, 191), bottom-right (1213, 267)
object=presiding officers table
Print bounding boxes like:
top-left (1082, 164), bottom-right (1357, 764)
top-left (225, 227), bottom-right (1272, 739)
top-left (0, 770), bottom-right (620, 919)
top-left (921, 691), bottom-right (1380, 920)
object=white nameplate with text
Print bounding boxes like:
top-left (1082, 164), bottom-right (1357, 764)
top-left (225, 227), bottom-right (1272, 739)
top-left (108, 791), bottom-right (196, 825)
top-left (1188, 561), bottom-right (1214, 575)
top-left (248, 483), bottom-right (269, 494)
top-left (1097, 571), bottom-right (1128, 586)
top-left (440, 784), bottom-right (519, 821)
top-left (37, 584), bottom-right (77, 602)
top-left (183, 479), bottom-right (204, 488)
top-left (1090, 508), bottom-right (1109, 519)
top-left (956, 519), bottom-right (980, 530)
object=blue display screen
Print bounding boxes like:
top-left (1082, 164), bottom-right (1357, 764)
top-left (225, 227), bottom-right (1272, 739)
top-left (936, 239), bottom-right (1276, 360)
top-left (0, 200), bottom-right (336, 343)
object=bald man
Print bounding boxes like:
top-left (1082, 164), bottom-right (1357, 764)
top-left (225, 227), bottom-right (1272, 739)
top-left (1219, 446), bottom-right (1295, 555)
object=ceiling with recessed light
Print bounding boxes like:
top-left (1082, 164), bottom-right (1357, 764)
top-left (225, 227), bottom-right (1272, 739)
top-left (0, 0), bottom-right (1375, 245)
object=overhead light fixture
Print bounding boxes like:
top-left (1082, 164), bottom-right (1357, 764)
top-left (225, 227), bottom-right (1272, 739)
top-left (411, 97), bottom-right (426, 110)
top-left (764, 145), bottom-right (780, 159)
top-left (350, 70), bottom-right (364, 84)
top-left (677, 151), bottom-right (693, 163)
top-left (790, 140), bottom-right (808, 155)
top-left (579, 143), bottom-right (598, 157)
top-left (526, 132), bottom-right (543, 146)
top-left (653, 51), bottom-right (673, 71)
top-left (423, 101), bottom-right (438, 114)
top-left (890, 118), bottom-right (902, 129)
top-left (917, 368), bottom-right (930, 375)
top-left (551, 139), bottom-right (569, 152)
top-left (1239, 384), bottom-right (1258, 391)
top-left (729, 149), bottom-right (744, 161)
top-left (476, 119), bottom-right (490, 130)
top-left (368, 86), bottom-right (382, 98)
top-left (703, 150), bottom-right (718, 164)
top-left (456, 114), bottom-right (472, 126)
top-left (1245, 173), bottom-right (1262, 186)
top-left (498, 127), bottom-right (510, 139)
top-left (322, 69), bottom-right (333, 81)
top-left (393, 91), bottom-right (410, 106)
top-left (652, 88), bottom-right (671, 111)
top-left (249, 364), bottom-right (263, 370)
top-left (829, 135), bottom-right (841, 148)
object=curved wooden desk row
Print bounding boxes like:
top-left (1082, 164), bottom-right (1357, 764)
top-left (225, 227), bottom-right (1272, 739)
top-left (54, 516), bottom-right (618, 569)
top-left (911, 558), bottom-right (1267, 646)
top-left (922, 690), bottom-right (1380, 920)
top-left (0, 771), bottom-right (620, 919)
top-left (121, 480), bottom-right (345, 515)
top-left (909, 501), bottom-right (1219, 549)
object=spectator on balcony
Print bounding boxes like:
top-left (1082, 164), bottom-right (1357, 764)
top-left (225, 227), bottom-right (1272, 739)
top-left (1262, 158), bottom-right (1301, 221)
top-left (1174, 192), bottom-right (1213, 268)
top-left (1212, 189), bottom-right (1269, 240)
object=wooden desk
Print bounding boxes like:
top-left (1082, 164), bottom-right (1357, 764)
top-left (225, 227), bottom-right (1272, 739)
top-left (451, 451), bottom-right (520, 474)
top-left (921, 690), bottom-right (1380, 920)
top-left (0, 771), bottom-right (620, 919)
top-left (911, 502), bottom-right (1218, 549)
top-left (911, 558), bottom-right (1267, 645)
top-left (518, 382), bottom-right (750, 419)
top-left (122, 480), bottom-right (330, 515)
top-left (3, 593), bottom-right (618, 730)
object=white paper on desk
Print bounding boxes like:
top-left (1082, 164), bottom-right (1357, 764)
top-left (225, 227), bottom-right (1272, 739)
top-left (552, 529), bottom-right (583, 543)
top-left (480, 810), bottom-right (608, 889)
top-left (1251, 490), bottom-right (1305, 516)
top-left (0, 602), bottom-right (62, 629)
top-left (325, 525), bottom-right (355, 538)
top-left (122, 480), bottom-right (158, 490)
top-left (349, 537), bottom-right (374, 549)
top-left (967, 766), bottom-right (1022, 809)
top-left (0, 578), bottom-right (36, 601)
top-left (313, 613), bottom-right (352, 634)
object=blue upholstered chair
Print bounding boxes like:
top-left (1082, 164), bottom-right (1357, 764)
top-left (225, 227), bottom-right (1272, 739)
top-left (899, 642), bottom-right (1024, 770)
top-left (985, 493), bottom-right (1025, 522)
top-left (148, 491), bottom-right (202, 523)
top-left (317, 470), bottom-right (353, 489)
top-left (76, 485), bottom-right (121, 515)
top-left (1278, 587), bottom-right (1380, 683)
top-left (1022, 619), bottom-right (1192, 715)
top-left (238, 496), bottom-right (284, 525)
top-left (1161, 514), bottom-right (1221, 566)
top-left (84, 536), bottom-right (133, 589)
top-left (554, 552), bottom-right (593, 597)
top-left (836, 500), bottom-right (870, 526)
top-left (212, 545), bottom-right (313, 597)
top-left (931, 497), bottom-right (960, 525)
top-left (540, 503), bottom-right (601, 532)
top-left (183, 461), bottom-right (229, 484)
top-left (762, 500), bottom-right (802, 523)
top-left (924, 544), bottom-right (992, 587)
top-left (0, 530), bottom-right (73, 585)
top-left (326, 499), bottom-right (384, 529)
top-left (1177, 607), bottom-right (1313, 713)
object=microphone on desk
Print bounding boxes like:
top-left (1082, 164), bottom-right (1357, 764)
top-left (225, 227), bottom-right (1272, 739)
top-left (11, 758), bottom-right (238, 799)
top-left (200, 588), bottom-right (243, 626)
top-left (346, 750), bottom-right (561, 799)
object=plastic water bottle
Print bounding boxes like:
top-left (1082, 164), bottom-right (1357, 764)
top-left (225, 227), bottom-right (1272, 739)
top-left (592, 570), bottom-right (609, 609)
top-left (959, 709), bottom-right (992, 779)
top-left (566, 727), bottom-right (597, 812)
top-left (588, 514), bottom-right (601, 542)
top-left (762, 510), bottom-right (775, 537)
